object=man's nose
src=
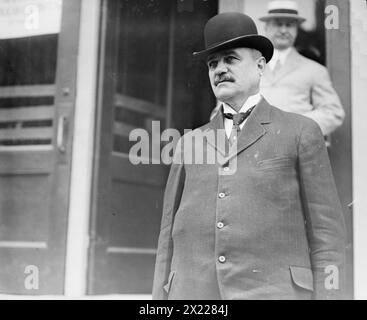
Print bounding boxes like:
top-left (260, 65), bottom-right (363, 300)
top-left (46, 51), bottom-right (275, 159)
top-left (214, 60), bottom-right (228, 74)
top-left (279, 24), bottom-right (288, 33)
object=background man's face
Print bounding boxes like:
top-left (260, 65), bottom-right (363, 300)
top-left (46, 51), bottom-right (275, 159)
top-left (207, 48), bottom-right (264, 107)
top-left (265, 18), bottom-right (298, 50)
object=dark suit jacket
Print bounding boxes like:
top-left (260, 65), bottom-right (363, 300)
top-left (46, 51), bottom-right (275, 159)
top-left (152, 98), bottom-right (346, 300)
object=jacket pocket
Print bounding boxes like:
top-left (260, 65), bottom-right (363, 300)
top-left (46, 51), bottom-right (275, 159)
top-left (257, 157), bottom-right (294, 170)
top-left (289, 266), bottom-right (314, 292)
top-left (163, 271), bottom-right (176, 294)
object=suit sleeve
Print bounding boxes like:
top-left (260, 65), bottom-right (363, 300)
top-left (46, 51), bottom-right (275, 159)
top-left (152, 140), bottom-right (185, 299)
top-left (297, 119), bottom-right (347, 299)
top-left (303, 65), bottom-right (345, 136)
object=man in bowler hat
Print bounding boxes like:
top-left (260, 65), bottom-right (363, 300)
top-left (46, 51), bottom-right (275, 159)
top-left (152, 12), bottom-right (346, 300)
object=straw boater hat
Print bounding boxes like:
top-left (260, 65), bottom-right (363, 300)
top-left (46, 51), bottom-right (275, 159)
top-left (193, 12), bottom-right (274, 63)
top-left (259, 0), bottom-right (306, 23)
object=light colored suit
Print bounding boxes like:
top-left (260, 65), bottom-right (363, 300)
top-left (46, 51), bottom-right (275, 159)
top-left (152, 98), bottom-right (346, 300)
top-left (260, 48), bottom-right (344, 135)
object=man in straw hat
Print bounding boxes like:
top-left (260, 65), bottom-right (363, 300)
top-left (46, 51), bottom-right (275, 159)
top-left (153, 12), bottom-right (346, 300)
top-left (259, 0), bottom-right (344, 136)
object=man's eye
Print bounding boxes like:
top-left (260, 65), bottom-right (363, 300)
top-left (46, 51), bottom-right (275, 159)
top-left (208, 61), bottom-right (217, 69)
top-left (225, 56), bottom-right (236, 63)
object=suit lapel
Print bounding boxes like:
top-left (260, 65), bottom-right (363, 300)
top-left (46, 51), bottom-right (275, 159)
top-left (204, 99), bottom-right (272, 164)
top-left (205, 106), bottom-right (228, 157)
top-left (226, 98), bottom-right (271, 161)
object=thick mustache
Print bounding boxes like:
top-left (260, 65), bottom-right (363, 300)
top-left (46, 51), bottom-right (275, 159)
top-left (214, 76), bottom-right (234, 86)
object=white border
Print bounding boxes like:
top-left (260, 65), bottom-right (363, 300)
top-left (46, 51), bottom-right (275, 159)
top-left (351, 0), bottom-right (367, 300)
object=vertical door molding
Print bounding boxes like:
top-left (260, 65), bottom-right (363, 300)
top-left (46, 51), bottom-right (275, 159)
top-left (64, 0), bottom-right (101, 297)
top-left (48, 0), bottom-right (82, 294)
top-left (325, 0), bottom-right (353, 299)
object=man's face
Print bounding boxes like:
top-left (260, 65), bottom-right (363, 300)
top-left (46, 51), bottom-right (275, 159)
top-left (265, 18), bottom-right (298, 50)
top-left (207, 48), bottom-right (265, 108)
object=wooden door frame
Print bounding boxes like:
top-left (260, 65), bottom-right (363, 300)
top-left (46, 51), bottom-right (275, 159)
top-left (325, 0), bottom-right (353, 299)
top-left (87, 0), bottom-right (118, 294)
top-left (46, 0), bottom-right (82, 294)
top-left (64, 0), bottom-right (101, 296)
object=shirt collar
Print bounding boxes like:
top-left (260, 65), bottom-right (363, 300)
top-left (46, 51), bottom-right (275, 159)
top-left (222, 93), bottom-right (262, 114)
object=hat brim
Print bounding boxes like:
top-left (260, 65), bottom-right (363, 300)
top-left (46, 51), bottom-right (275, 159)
top-left (259, 13), bottom-right (306, 23)
top-left (193, 34), bottom-right (274, 63)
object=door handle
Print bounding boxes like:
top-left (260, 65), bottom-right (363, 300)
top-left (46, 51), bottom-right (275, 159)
top-left (57, 115), bottom-right (67, 153)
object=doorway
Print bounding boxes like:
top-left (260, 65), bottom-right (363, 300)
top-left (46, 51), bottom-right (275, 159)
top-left (88, 0), bottom-right (217, 294)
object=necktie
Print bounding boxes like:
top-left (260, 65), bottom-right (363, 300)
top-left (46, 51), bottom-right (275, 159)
top-left (272, 58), bottom-right (282, 75)
top-left (223, 106), bottom-right (255, 145)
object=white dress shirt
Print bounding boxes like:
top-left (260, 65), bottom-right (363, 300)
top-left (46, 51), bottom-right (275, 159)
top-left (222, 93), bottom-right (262, 138)
top-left (268, 48), bottom-right (292, 71)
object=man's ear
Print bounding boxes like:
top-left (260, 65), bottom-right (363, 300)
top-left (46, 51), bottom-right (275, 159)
top-left (257, 56), bottom-right (266, 74)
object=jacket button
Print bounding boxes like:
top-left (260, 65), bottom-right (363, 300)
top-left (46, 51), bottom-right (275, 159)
top-left (217, 222), bottom-right (224, 229)
top-left (223, 166), bottom-right (229, 172)
top-left (218, 192), bottom-right (226, 199)
top-left (218, 256), bottom-right (226, 263)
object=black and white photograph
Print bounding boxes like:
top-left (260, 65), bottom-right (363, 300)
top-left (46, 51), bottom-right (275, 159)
top-left (0, 0), bottom-right (366, 303)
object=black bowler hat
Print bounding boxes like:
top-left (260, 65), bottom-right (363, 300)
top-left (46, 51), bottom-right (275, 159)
top-left (193, 12), bottom-right (274, 62)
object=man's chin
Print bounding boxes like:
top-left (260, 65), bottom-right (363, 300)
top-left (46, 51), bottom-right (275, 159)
top-left (214, 86), bottom-right (235, 98)
top-left (274, 41), bottom-right (293, 50)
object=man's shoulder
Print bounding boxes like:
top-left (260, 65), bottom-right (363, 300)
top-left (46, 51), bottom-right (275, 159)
top-left (293, 50), bottom-right (327, 71)
top-left (268, 102), bottom-right (322, 133)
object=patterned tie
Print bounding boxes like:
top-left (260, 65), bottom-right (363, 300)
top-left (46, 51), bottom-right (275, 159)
top-left (224, 106), bottom-right (255, 145)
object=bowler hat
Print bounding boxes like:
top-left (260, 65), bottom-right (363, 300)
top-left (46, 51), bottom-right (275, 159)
top-left (259, 1), bottom-right (306, 23)
top-left (193, 12), bottom-right (274, 62)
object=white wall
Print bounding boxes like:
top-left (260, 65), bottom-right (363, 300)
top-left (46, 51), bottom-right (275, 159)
top-left (351, 0), bottom-right (367, 300)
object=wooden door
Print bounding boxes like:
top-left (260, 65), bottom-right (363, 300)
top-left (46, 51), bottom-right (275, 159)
top-left (0, 0), bottom-right (81, 294)
top-left (89, 0), bottom-right (217, 294)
